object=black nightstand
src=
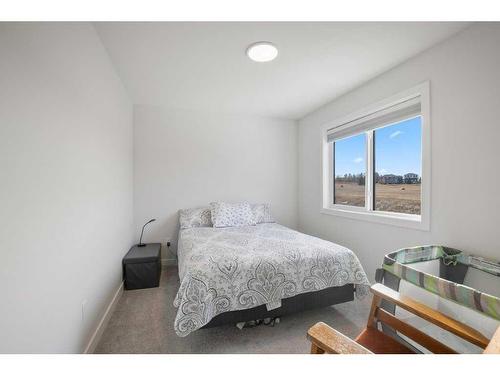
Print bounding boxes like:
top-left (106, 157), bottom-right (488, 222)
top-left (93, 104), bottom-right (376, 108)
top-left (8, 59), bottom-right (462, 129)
top-left (122, 243), bottom-right (162, 290)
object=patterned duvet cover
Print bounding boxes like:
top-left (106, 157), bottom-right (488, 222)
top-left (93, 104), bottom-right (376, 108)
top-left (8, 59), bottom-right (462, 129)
top-left (173, 223), bottom-right (370, 337)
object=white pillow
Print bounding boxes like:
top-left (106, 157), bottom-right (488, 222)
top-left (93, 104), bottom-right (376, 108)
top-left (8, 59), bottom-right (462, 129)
top-left (251, 203), bottom-right (275, 224)
top-left (209, 202), bottom-right (256, 228)
top-left (179, 206), bottom-right (212, 229)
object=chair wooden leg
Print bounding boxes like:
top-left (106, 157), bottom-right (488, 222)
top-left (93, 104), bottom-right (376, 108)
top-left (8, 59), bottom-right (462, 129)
top-left (310, 343), bottom-right (325, 354)
top-left (366, 294), bottom-right (381, 328)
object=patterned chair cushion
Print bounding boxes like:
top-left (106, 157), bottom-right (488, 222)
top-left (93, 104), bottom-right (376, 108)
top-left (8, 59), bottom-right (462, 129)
top-left (251, 203), bottom-right (275, 224)
top-left (209, 202), bottom-right (256, 228)
top-left (179, 206), bottom-right (213, 229)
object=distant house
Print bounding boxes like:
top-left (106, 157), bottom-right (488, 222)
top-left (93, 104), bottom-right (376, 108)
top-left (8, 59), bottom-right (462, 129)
top-left (379, 174), bottom-right (403, 184)
top-left (404, 173), bottom-right (419, 184)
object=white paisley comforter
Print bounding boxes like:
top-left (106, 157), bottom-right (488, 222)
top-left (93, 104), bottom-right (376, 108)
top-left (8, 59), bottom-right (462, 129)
top-left (173, 223), bottom-right (370, 337)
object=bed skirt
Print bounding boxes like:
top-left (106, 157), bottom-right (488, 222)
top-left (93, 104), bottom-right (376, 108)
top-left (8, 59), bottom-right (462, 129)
top-left (203, 283), bottom-right (355, 328)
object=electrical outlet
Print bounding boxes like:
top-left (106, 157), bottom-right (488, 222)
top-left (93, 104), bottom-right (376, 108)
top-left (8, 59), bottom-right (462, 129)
top-left (163, 238), bottom-right (171, 247)
top-left (81, 299), bottom-right (87, 322)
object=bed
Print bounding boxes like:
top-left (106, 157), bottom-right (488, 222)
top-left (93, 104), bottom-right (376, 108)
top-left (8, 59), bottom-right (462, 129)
top-left (173, 222), bottom-right (370, 337)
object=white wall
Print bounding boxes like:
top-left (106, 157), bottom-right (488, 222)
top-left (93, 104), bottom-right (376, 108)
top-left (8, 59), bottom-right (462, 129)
top-left (298, 24), bottom-right (500, 335)
top-left (134, 105), bottom-right (298, 262)
top-left (0, 23), bottom-right (134, 353)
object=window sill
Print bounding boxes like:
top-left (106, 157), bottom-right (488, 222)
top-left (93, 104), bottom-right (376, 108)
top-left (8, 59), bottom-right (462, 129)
top-left (320, 206), bottom-right (430, 231)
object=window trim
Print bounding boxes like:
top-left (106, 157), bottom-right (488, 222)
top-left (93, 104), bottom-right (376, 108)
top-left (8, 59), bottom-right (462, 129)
top-left (321, 82), bottom-right (431, 231)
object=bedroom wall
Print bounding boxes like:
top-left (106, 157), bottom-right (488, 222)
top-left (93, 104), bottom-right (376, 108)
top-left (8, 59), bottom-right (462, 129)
top-left (0, 23), bottom-right (134, 353)
top-left (133, 105), bottom-right (298, 262)
top-left (298, 23), bottom-right (500, 334)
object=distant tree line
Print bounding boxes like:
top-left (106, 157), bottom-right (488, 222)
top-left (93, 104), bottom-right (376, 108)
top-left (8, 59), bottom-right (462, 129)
top-left (335, 173), bottom-right (365, 185)
top-left (336, 172), bottom-right (421, 185)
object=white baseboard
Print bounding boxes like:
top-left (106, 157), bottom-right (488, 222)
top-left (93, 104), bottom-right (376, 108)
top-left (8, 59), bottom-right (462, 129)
top-left (162, 258), bottom-right (177, 267)
top-left (83, 281), bottom-right (124, 354)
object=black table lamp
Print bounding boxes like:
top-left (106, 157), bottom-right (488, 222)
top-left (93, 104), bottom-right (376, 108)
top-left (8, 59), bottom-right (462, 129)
top-left (138, 219), bottom-right (156, 247)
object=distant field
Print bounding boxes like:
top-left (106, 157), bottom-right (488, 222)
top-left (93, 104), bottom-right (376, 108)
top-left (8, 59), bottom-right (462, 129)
top-left (334, 182), bottom-right (365, 207)
top-left (334, 182), bottom-right (421, 215)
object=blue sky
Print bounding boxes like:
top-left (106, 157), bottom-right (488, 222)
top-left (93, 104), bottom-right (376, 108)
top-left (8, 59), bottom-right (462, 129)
top-left (334, 116), bottom-right (421, 177)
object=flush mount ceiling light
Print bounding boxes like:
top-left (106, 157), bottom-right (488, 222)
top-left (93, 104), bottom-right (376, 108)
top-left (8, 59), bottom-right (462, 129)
top-left (246, 42), bottom-right (278, 62)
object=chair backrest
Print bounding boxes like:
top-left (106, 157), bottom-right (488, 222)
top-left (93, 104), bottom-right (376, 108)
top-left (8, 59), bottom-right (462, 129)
top-left (368, 283), bottom-right (498, 354)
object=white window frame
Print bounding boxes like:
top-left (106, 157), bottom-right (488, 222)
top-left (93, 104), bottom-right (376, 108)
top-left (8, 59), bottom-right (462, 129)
top-left (321, 82), bottom-right (431, 231)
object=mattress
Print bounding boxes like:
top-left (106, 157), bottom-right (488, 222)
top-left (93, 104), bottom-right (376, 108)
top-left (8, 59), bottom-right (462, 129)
top-left (173, 223), bottom-right (370, 337)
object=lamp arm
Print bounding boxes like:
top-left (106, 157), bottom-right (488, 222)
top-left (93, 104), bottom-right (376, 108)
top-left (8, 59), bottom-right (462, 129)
top-left (138, 219), bottom-right (156, 247)
top-left (139, 223), bottom-right (147, 246)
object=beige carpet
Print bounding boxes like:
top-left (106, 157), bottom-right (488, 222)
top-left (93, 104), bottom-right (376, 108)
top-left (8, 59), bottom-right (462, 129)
top-left (94, 266), bottom-right (371, 354)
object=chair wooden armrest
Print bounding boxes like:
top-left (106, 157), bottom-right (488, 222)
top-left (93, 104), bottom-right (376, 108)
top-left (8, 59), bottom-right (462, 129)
top-left (307, 322), bottom-right (373, 354)
top-left (370, 283), bottom-right (490, 349)
top-left (307, 283), bottom-right (497, 354)
top-left (484, 326), bottom-right (500, 354)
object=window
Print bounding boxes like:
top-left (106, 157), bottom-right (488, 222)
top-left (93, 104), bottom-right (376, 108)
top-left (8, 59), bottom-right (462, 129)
top-left (374, 117), bottom-right (421, 215)
top-left (322, 83), bottom-right (430, 230)
top-left (334, 133), bottom-right (366, 207)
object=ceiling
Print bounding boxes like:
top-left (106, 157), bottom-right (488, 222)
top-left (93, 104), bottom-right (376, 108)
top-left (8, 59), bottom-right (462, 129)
top-left (95, 22), bottom-right (469, 120)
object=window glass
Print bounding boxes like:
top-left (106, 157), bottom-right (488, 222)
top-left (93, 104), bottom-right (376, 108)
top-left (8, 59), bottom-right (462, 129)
top-left (374, 116), bottom-right (422, 214)
top-left (334, 133), bottom-right (366, 207)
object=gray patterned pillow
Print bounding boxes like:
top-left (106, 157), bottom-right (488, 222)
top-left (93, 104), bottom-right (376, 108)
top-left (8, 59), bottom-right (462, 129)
top-left (179, 207), bottom-right (212, 229)
top-left (209, 202), bottom-right (256, 228)
top-left (251, 203), bottom-right (275, 224)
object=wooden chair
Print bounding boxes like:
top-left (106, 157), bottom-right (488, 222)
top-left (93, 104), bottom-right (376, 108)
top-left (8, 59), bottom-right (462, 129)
top-left (307, 283), bottom-right (500, 354)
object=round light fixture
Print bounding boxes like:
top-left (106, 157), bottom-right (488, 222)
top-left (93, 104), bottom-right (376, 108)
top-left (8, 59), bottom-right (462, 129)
top-left (246, 42), bottom-right (278, 62)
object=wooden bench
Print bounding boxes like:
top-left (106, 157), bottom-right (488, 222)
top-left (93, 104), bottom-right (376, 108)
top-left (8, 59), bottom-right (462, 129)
top-left (307, 283), bottom-right (500, 354)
